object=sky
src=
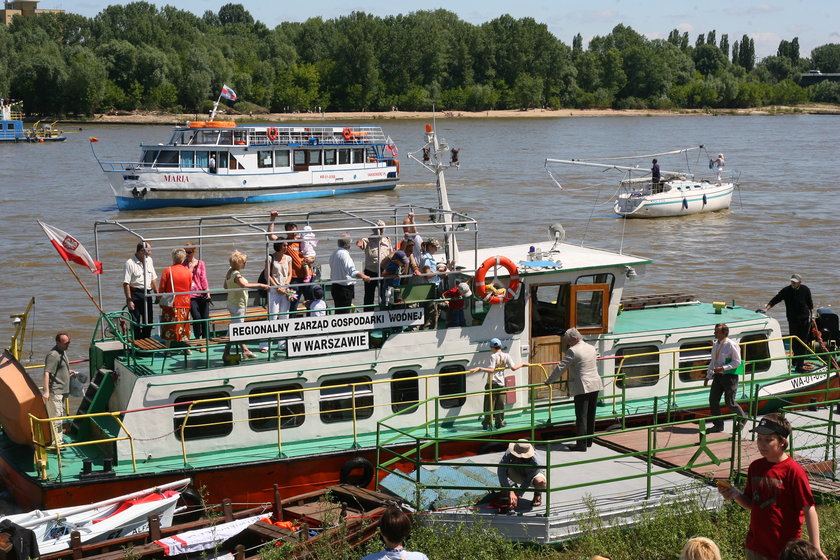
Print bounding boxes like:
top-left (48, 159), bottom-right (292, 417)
top-left (49, 0), bottom-right (839, 60)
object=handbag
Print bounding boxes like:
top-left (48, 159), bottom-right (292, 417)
top-left (159, 268), bottom-right (176, 307)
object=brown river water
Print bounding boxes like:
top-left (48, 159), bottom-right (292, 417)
top-left (1, 114), bottom-right (836, 367)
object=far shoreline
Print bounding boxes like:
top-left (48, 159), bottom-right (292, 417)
top-left (80, 104), bottom-right (840, 125)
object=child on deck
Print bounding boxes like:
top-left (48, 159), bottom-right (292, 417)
top-left (718, 413), bottom-right (825, 560)
top-left (443, 282), bottom-right (471, 327)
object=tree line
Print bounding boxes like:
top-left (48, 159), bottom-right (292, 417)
top-left (1, 2), bottom-right (839, 116)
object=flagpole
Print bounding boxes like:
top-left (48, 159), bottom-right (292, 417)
top-left (62, 258), bottom-right (105, 315)
top-left (209, 92), bottom-right (223, 120)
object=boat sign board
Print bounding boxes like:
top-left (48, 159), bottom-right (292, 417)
top-left (229, 309), bottom-right (424, 341)
top-left (287, 332), bottom-right (370, 357)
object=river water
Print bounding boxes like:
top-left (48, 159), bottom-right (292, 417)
top-left (0, 114), bottom-right (836, 366)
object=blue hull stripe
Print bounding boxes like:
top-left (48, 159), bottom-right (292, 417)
top-left (116, 183), bottom-right (397, 210)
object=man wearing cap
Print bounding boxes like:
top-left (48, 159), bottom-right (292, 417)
top-left (328, 235), bottom-right (370, 314)
top-left (706, 323), bottom-right (748, 433)
top-left (420, 239), bottom-right (444, 329)
top-left (123, 241), bottom-right (158, 339)
top-left (357, 220), bottom-right (392, 310)
top-left (765, 274), bottom-right (814, 373)
top-left (497, 439), bottom-right (546, 509)
top-left (442, 282), bottom-right (472, 327)
top-left (545, 328), bottom-right (602, 451)
top-left (470, 338), bottom-right (524, 429)
top-left (719, 413), bottom-right (823, 560)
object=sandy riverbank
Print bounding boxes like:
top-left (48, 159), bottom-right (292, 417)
top-left (86, 104), bottom-right (839, 124)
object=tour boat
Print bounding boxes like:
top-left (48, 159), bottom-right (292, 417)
top-left (1, 125), bottom-right (836, 513)
top-left (91, 121), bottom-right (400, 210)
top-left (0, 101), bottom-right (67, 143)
top-left (545, 146), bottom-right (737, 218)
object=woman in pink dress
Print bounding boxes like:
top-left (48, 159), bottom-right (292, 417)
top-left (183, 242), bottom-right (211, 350)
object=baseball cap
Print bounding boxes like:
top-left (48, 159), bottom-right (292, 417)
top-left (489, 338), bottom-right (503, 349)
top-left (393, 250), bottom-right (409, 264)
top-left (751, 417), bottom-right (790, 438)
top-left (457, 282), bottom-right (472, 298)
top-left (790, 274), bottom-right (802, 283)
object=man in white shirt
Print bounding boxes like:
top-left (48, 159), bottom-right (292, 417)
top-left (328, 235), bottom-right (370, 314)
top-left (471, 338), bottom-right (523, 429)
top-left (123, 242), bottom-right (158, 339)
top-left (706, 323), bottom-right (747, 433)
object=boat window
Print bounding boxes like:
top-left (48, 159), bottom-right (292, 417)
top-left (156, 150), bottom-right (179, 167)
top-left (180, 151), bottom-right (194, 168)
top-left (615, 345), bottom-right (660, 388)
top-left (196, 131), bottom-right (218, 145)
top-left (324, 149), bottom-right (337, 165)
top-left (319, 376), bottom-right (373, 423)
top-left (439, 364), bottom-right (467, 408)
top-left (740, 333), bottom-right (771, 374)
top-left (338, 149), bottom-right (350, 165)
top-left (390, 370), bottom-right (419, 414)
top-left (257, 150), bottom-right (273, 168)
top-left (218, 151), bottom-right (229, 169)
top-left (248, 384), bottom-right (304, 431)
top-left (571, 284), bottom-right (610, 334)
top-left (576, 273), bottom-right (615, 294)
top-left (233, 131), bottom-right (248, 145)
top-left (173, 392), bottom-right (233, 440)
top-left (352, 148), bottom-right (366, 164)
top-left (219, 131), bottom-right (233, 145)
top-left (531, 284), bottom-right (569, 337)
top-left (504, 287), bottom-right (526, 334)
top-left (294, 150), bottom-right (307, 166)
top-left (195, 151), bottom-right (209, 168)
top-left (308, 150), bottom-right (322, 165)
top-left (678, 341), bottom-right (711, 382)
top-left (275, 150), bottom-right (290, 167)
top-left (142, 150), bottom-right (159, 164)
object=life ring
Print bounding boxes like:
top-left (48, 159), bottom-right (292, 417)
top-left (267, 127), bottom-right (278, 140)
top-left (205, 121), bottom-right (235, 128)
top-left (474, 256), bottom-right (521, 305)
top-left (342, 127), bottom-right (353, 141)
top-left (339, 456), bottom-right (374, 487)
top-left (188, 121), bottom-right (205, 128)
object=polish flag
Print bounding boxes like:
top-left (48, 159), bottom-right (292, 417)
top-left (385, 136), bottom-right (398, 156)
top-left (220, 84), bottom-right (237, 101)
top-left (38, 221), bottom-right (103, 274)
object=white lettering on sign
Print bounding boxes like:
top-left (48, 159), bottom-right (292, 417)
top-left (229, 309), bottom-right (424, 342)
top-left (287, 332), bottom-right (369, 357)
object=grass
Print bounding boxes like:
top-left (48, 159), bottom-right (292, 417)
top-left (261, 492), bottom-right (840, 560)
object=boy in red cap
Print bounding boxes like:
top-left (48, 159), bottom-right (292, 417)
top-left (718, 413), bottom-right (825, 560)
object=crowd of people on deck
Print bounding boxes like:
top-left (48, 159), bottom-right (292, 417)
top-left (118, 210), bottom-right (473, 356)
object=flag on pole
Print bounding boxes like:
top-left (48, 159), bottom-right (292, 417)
top-left (220, 84), bottom-right (237, 101)
top-left (385, 136), bottom-right (398, 156)
top-left (89, 137), bottom-right (99, 143)
top-left (38, 221), bottom-right (103, 274)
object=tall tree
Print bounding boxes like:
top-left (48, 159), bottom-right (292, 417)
top-left (719, 34), bottom-right (729, 58)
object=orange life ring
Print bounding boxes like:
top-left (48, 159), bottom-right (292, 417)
top-left (205, 121), bottom-right (236, 128)
top-left (342, 127), bottom-right (353, 141)
top-left (188, 121), bottom-right (205, 128)
top-left (474, 256), bottom-right (520, 305)
top-left (267, 127), bottom-right (278, 140)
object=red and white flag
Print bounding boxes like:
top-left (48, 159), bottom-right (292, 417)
top-left (38, 221), bottom-right (103, 274)
top-left (385, 136), bottom-right (398, 156)
top-left (220, 84), bottom-right (237, 101)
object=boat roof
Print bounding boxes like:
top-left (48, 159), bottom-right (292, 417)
top-left (612, 302), bottom-right (772, 336)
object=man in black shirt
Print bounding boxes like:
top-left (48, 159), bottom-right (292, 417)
top-left (765, 274), bottom-right (813, 372)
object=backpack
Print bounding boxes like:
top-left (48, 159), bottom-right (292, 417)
top-left (257, 269), bottom-right (268, 304)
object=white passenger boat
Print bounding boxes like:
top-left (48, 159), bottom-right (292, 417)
top-left (1, 126), bottom-right (835, 514)
top-left (0, 479), bottom-right (187, 554)
top-left (92, 121), bottom-right (400, 210)
top-left (545, 146), bottom-right (737, 218)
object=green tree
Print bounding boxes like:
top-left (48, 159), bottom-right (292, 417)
top-left (719, 34), bottom-right (729, 58)
top-left (512, 72), bottom-right (544, 108)
top-left (810, 44), bottom-right (840, 73)
top-left (693, 43), bottom-right (728, 76)
top-left (63, 46), bottom-right (107, 114)
top-left (218, 3), bottom-right (253, 25)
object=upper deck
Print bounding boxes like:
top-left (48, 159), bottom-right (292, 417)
top-left (164, 124), bottom-right (390, 148)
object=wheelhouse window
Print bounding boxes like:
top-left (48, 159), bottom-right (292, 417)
top-left (324, 149), bottom-right (337, 165)
top-left (233, 131), bottom-right (248, 145)
top-left (219, 131), bottom-right (233, 145)
top-left (257, 150), bottom-right (273, 168)
top-left (740, 333), bottom-right (771, 374)
top-left (576, 273), bottom-right (615, 294)
top-left (571, 284), bottom-right (609, 333)
top-left (504, 287), bottom-right (526, 334)
top-left (338, 149), bottom-right (350, 165)
top-left (615, 345), bottom-right (660, 388)
top-left (319, 376), bottom-right (373, 423)
top-left (439, 364), bottom-right (466, 408)
top-left (248, 384), bottom-right (304, 431)
top-left (275, 149), bottom-right (290, 167)
top-left (390, 370), bottom-right (419, 414)
top-left (678, 341), bottom-right (711, 382)
top-left (155, 150), bottom-right (179, 167)
top-left (173, 392), bottom-right (232, 440)
top-left (531, 284), bottom-right (569, 337)
top-left (142, 150), bottom-right (158, 164)
top-left (180, 151), bottom-right (195, 168)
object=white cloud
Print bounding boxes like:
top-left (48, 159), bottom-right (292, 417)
top-left (587, 10), bottom-right (617, 20)
top-left (676, 22), bottom-right (694, 33)
top-left (750, 31), bottom-right (782, 59)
